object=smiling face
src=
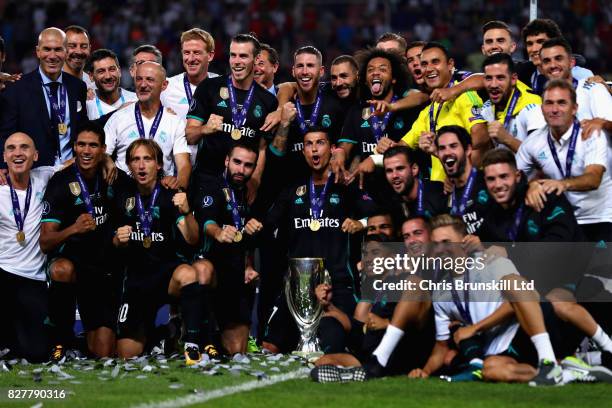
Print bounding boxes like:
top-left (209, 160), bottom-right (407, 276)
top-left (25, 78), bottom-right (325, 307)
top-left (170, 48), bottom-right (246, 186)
top-left (540, 45), bottom-right (574, 81)
top-left (366, 57), bottom-right (395, 99)
top-left (384, 154), bottom-right (418, 195)
top-left (366, 214), bottom-right (395, 238)
top-left (292, 52), bottom-right (324, 93)
top-left (135, 63), bottom-right (167, 104)
top-left (481, 28), bottom-right (516, 56)
top-left (542, 86), bottom-right (577, 130)
top-left (37, 30), bottom-right (66, 79)
top-left (225, 146), bottom-right (257, 187)
top-left (330, 62), bottom-right (357, 99)
top-left (431, 225), bottom-right (466, 259)
top-left (525, 32), bottom-right (550, 66)
top-left (406, 45), bottom-right (424, 85)
top-left (229, 41), bottom-right (256, 84)
top-left (64, 31), bottom-right (90, 73)
top-left (182, 39), bottom-right (213, 79)
top-left (91, 57), bottom-right (121, 95)
top-left (484, 162), bottom-right (521, 207)
top-left (4, 133), bottom-right (38, 176)
top-left (402, 218), bottom-right (431, 255)
top-left (484, 62), bottom-right (517, 106)
top-left (303, 131), bottom-right (331, 172)
top-left (74, 131), bottom-right (106, 173)
top-left (420, 47), bottom-right (453, 90)
top-left (254, 50), bottom-right (278, 88)
top-left (437, 132), bottom-right (470, 178)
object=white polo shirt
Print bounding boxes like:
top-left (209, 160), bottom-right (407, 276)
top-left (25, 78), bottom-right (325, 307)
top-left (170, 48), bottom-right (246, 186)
top-left (104, 103), bottom-right (190, 176)
top-left (516, 124), bottom-right (612, 224)
top-left (481, 101), bottom-right (546, 146)
top-left (0, 167), bottom-right (57, 281)
top-left (86, 89), bottom-right (137, 120)
top-left (433, 256), bottom-right (520, 356)
top-left (575, 79), bottom-right (612, 122)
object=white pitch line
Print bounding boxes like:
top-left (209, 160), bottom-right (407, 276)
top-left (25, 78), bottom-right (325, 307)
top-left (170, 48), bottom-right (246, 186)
top-left (129, 368), bottom-right (310, 408)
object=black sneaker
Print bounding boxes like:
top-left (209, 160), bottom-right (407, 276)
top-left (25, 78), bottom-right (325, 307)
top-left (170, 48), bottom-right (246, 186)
top-left (363, 355), bottom-right (385, 378)
top-left (310, 365), bottom-right (367, 383)
top-left (528, 359), bottom-right (563, 386)
top-left (164, 317), bottom-right (183, 356)
top-left (50, 345), bottom-right (65, 364)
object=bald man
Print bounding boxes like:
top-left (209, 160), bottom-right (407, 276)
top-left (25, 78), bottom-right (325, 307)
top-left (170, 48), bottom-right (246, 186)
top-left (0, 27), bottom-right (87, 168)
top-left (0, 133), bottom-right (61, 362)
top-left (104, 62), bottom-right (191, 190)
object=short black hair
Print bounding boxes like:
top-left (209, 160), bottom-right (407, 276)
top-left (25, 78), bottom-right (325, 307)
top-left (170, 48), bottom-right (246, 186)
top-left (435, 125), bottom-right (471, 150)
top-left (383, 145), bottom-right (416, 166)
top-left (64, 25), bottom-right (89, 38)
top-left (543, 79), bottom-right (577, 104)
top-left (85, 48), bottom-right (120, 74)
top-left (229, 141), bottom-right (259, 159)
top-left (75, 121), bottom-right (105, 145)
top-left (355, 47), bottom-right (410, 100)
top-left (482, 148), bottom-right (517, 170)
top-left (482, 20), bottom-right (513, 38)
top-left (260, 43), bottom-right (279, 66)
top-left (421, 41), bottom-right (451, 62)
top-left (331, 55), bottom-right (358, 72)
top-left (303, 126), bottom-right (329, 141)
top-left (406, 41), bottom-right (427, 52)
top-left (482, 52), bottom-right (515, 74)
top-left (132, 44), bottom-right (163, 65)
top-left (403, 215), bottom-right (432, 233)
top-left (540, 37), bottom-right (573, 56)
top-left (521, 18), bottom-right (562, 44)
top-left (294, 45), bottom-right (323, 65)
top-left (232, 33), bottom-right (262, 58)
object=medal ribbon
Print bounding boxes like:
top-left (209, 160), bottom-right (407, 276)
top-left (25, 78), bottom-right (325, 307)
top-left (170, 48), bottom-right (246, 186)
top-left (227, 77), bottom-right (255, 129)
top-left (223, 172), bottom-right (244, 231)
top-left (428, 82), bottom-right (453, 132)
top-left (73, 165), bottom-right (99, 216)
top-left (134, 103), bottom-right (164, 139)
top-left (450, 268), bottom-right (473, 324)
top-left (451, 168), bottom-right (477, 216)
top-left (43, 82), bottom-right (67, 129)
top-left (507, 203), bottom-right (525, 241)
top-left (296, 89), bottom-right (322, 135)
top-left (309, 172), bottom-right (333, 220)
top-left (370, 95), bottom-right (398, 142)
top-left (7, 176), bottom-right (32, 234)
top-left (501, 87), bottom-right (521, 130)
top-left (416, 179), bottom-right (425, 215)
top-left (547, 120), bottom-right (580, 178)
top-left (183, 73), bottom-right (194, 104)
top-left (135, 184), bottom-right (160, 241)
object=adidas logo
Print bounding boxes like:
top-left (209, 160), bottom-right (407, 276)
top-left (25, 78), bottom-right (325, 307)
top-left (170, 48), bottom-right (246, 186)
top-left (537, 151), bottom-right (547, 161)
top-left (217, 100), bottom-right (228, 108)
top-left (361, 121), bottom-right (370, 128)
top-left (179, 97), bottom-right (188, 104)
top-left (75, 197), bottom-right (83, 205)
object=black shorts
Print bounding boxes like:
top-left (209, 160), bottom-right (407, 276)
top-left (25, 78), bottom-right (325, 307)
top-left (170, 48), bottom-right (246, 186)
top-left (0, 270), bottom-right (49, 363)
top-left (497, 327), bottom-right (538, 367)
top-left (263, 286), bottom-right (357, 353)
top-left (116, 261), bottom-right (180, 340)
top-left (74, 262), bottom-right (118, 332)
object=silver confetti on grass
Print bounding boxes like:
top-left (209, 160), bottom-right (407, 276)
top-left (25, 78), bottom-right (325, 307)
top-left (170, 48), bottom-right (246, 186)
top-left (142, 365), bottom-right (154, 372)
top-left (136, 375), bottom-right (148, 379)
top-left (169, 383), bottom-right (184, 389)
top-left (269, 367), bottom-right (280, 372)
top-left (111, 365), bottom-right (120, 378)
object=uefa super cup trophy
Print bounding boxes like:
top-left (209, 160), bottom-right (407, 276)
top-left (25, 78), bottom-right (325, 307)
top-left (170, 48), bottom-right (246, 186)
top-left (285, 257), bottom-right (329, 356)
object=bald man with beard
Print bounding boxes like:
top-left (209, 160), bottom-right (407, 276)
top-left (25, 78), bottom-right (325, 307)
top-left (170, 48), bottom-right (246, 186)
top-left (0, 28), bottom-right (87, 167)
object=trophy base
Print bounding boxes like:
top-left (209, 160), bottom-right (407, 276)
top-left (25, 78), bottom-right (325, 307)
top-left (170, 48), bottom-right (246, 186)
top-left (291, 350), bottom-right (324, 361)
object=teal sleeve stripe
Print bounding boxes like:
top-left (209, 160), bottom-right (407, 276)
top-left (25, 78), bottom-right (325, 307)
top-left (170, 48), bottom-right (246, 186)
top-left (337, 138), bottom-right (357, 144)
top-left (186, 114), bottom-right (204, 122)
top-left (41, 218), bottom-right (61, 224)
top-left (176, 215), bottom-right (185, 225)
top-left (268, 144), bottom-right (286, 157)
top-left (203, 220), bottom-right (217, 230)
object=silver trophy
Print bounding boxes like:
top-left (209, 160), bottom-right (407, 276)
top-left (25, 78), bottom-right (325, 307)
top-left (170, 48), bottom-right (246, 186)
top-left (285, 257), bottom-right (329, 356)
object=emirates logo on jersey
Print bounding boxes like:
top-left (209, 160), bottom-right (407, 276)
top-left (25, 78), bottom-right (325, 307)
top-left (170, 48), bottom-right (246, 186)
top-left (293, 217), bottom-right (340, 229)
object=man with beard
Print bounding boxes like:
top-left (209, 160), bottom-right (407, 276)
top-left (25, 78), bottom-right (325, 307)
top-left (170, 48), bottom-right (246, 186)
top-left (254, 43), bottom-right (279, 96)
top-left (517, 80), bottom-right (612, 242)
top-left (382, 146), bottom-right (447, 223)
top-left (0, 133), bottom-right (59, 362)
top-left (193, 143), bottom-right (262, 356)
top-left (112, 139), bottom-right (203, 364)
top-left (63, 26), bottom-right (95, 90)
top-left (41, 123), bottom-right (127, 361)
top-left (311, 216), bottom-right (435, 381)
top-left (479, 149), bottom-right (612, 379)
top-left (186, 34), bottom-right (277, 199)
top-left (262, 129), bottom-right (373, 354)
top-left (330, 55), bottom-right (358, 104)
top-left (539, 38), bottom-right (612, 122)
top-left (85, 49), bottom-right (137, 120)
top-left (426, 125), bottom-right (491, 235)
top-left (104, 62), bottom-right (191, 190)
top-left (480, 53), bottom-right (544, 152)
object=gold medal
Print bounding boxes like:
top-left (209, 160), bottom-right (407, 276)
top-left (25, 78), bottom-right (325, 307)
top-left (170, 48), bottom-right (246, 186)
top-left (143, 236), bottom-right (152, 248)
top-left (233, 230), bottom-right (243, 243)
top-left (58, 123), bottom-right (68, 135)
top-left (231, 128), bottom-right (242, 140)
top-left (16, 230), bottom-right (25, 242)
top-left (310, 219), bottom-right (321, 232)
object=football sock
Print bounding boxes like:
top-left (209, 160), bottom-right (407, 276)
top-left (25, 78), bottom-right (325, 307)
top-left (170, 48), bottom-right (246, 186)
top-left (592, 325), bottom-right (612, 354)
top-left (200, 284), bottom-right (212, 345)
top-left (47, 281), bottom-right (76, 346)
top-left (530, 332), bottom-right (556, 363)
top-left (373, 324), bottom-right (404, 367)
top-left (180, 283), bottom-right (203, 345)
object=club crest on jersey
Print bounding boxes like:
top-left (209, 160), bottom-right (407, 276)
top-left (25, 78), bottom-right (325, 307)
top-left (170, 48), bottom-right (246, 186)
top-left (296, 185), bottom-right (307, 197)
top-left (322, 114), bottom-right (331, 128)
top-left (478, 190), bottom-right (489, 204)
top-left (527, 219), bottom-right (539, 236)
top-left (361, 108), bottom-right (371, 120)
top-left (125, 197), bottom-right (135, 211)
top-left (222, 188), bottom-right (232, 203)
top-left (69, 182), bottom-right (81, 196)
top-left (202, 195), bottom-right (214, 207)
top-left (220, 87), bottom-right (229, 100)
top-left (254, 105), bottom-right (263, 118)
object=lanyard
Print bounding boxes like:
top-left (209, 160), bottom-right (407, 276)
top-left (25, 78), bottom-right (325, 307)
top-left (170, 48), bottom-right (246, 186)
top-left (428, 82), bottom-right (453, 132)
top-left (499, 87), bottom-right (521, 130)
top-left (227, 76), bottom-right (255, 129)
top-left (223, 173), bottom-right (244, 231)
top-left (547, 121), bottom-right (580, 178)
top-left (450, 268), bottom-right (472, 325)
top-left (451, 168), bottom-right (477, 216)
top-left (95, 91), bottom-right (125, 117)
top-left (296, 90), bottom-right (322, 135)
top-left (183, 73), bottom-right (194, 104)
top-left (134, 103), bottom-right (164, 139)
top-left (507, 203), bottom-right (525, 241)
top-left (309, 173), bottom-right (332, 219)
top-left (7, 176), bottom-right (32, 236)
top-left (73, 165), bottom-right (99, 217)
top-left (135, 184), bottom-right (160, 241)
top-left (370, 95), bottom-right (398, 142)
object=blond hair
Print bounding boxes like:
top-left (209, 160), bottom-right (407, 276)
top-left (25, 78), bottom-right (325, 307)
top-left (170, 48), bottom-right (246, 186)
top-left (180, 28), bottom-right (215, 53)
